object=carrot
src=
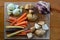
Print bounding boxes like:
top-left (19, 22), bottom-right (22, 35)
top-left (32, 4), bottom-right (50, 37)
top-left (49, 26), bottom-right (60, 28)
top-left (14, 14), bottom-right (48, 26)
top-left (7, 20), bottom-right (14, 23)
top-left (10, 20), bottom-right (17, 26)
top-left (15, 21), bottom-right (28, 26)
top-left (7, 17), bottom-right (16, 23)
top-left (17, 13), bottom-right (27, 21)
top-left (9, 17), bottom-right (16, 21)
top-left (18, 31), bottom-right (27, 35)
top-left (10, 13), bottom-right (27, 26)
top-left (20, 25), bottom-right (27, 28)
top-left (17, 17), bottom-right (27, 23)
top-left (25, 30), bottom-right (31, 33)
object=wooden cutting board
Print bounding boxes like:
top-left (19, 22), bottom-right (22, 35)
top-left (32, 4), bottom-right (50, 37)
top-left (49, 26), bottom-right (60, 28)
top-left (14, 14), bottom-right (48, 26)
top-left (0, 0), bottom-right (60, 40)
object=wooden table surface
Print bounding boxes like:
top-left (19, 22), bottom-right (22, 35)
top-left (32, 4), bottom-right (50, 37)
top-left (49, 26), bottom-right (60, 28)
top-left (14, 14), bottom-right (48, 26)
top-left (0, 0), bottom-right (60, 40)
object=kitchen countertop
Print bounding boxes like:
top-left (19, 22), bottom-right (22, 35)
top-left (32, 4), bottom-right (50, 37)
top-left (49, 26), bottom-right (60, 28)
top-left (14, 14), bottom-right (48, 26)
top-left (0, 0), bottom-right (60, 40)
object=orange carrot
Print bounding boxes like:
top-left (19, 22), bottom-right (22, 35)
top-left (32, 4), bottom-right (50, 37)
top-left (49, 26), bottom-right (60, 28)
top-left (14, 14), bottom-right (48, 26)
top-left (9, 17), bottom-right (16, 21)
top-left (15, 21), bottom-right (28, 26)
top-left (17, 17), bottom-right (27, 23)
top-left (20, 25), bottom-right (27, 28)
top-left (10, 20), bottom-right (17, 26)
top-left (10, 13), bottom-right (27, 26)
top-left (7, 20), bottom-right (14, 23)
top-left (17, 13), bottom-right (27, 21)
top-left (18, 31), bottom-right (27, 35)
top-left (25, 30), bottom-right (31, 33)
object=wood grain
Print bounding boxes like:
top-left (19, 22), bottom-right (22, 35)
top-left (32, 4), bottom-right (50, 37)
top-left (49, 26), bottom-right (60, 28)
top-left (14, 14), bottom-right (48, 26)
top-left (0, 0), bottom-right (60, 40)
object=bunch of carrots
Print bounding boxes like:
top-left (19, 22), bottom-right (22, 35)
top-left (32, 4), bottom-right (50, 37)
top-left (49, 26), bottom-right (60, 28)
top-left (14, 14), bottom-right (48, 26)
top-left (7, 13), bottom-right (28, 28)
top-left (7, 13), bottom-right (32, 36)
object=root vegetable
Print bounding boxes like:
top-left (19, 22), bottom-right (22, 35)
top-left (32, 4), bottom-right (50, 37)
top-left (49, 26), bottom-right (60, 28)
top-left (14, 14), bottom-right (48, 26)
top-left (15, 21), bottom-right (28, 26)
top-left (27, 13), bottom-right (38, 21)
top-left (30, 27), bottom-right (35, 32)
top-left (10, 13), bottom-right (27, 26)
top-left (27, 33), bottom-right (33, 39)
top-left (34, 23), bottom-right (41, 29)
top-left (35, 29), bottom-right (46, 36)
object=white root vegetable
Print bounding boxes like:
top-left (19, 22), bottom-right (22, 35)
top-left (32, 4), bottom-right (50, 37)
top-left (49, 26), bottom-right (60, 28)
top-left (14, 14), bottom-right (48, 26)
top-left (35, 29), bottom-right (46, 36)
top-left (34, 23), bottom-right (41, 29)
top-left (42, 24), bottom-right (49, 30)
top-left (27, 33), bottom-right (33, 39)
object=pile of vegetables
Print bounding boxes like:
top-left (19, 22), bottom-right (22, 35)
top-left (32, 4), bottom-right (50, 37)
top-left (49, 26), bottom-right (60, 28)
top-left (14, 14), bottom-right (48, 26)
top-left (30, 21), bottom-right (49, 37)
top-left (6, 1), bottom-right (50, 39)
top-left (7, 3), bottom-right (23, 16)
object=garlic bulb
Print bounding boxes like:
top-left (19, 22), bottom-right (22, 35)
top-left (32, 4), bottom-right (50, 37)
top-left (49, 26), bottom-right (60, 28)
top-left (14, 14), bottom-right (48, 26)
top-left (7, 3), bottom-right (15, 11)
